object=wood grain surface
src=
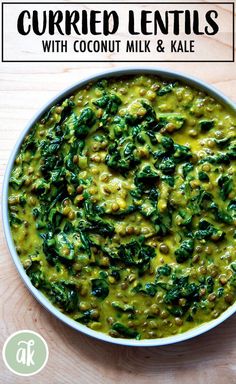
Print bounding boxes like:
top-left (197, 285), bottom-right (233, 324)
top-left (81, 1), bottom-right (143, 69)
top-left (0, 1), bottom-right (236, 382)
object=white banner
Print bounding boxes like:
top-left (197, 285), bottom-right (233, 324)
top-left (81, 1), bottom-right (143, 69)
top-left (2, 2), bottom-right (234, 62)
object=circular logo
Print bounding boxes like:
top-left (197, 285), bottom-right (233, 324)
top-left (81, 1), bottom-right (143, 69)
top-left (2, 330), bottom-right (49, 376)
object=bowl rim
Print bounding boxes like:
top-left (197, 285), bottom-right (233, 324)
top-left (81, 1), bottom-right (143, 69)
top-left (2, 66), bottom-right (236, 347)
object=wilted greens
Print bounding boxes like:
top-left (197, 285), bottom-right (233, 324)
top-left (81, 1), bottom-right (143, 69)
top-left (9, 75), bottom-right (236, 340)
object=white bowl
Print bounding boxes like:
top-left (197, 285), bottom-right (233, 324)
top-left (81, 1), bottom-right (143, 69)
top-left (2, 67), bottom-right (236, 346)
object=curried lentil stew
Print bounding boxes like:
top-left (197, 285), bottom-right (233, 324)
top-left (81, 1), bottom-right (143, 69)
top-left (8, 74), bottom-right (236, 340)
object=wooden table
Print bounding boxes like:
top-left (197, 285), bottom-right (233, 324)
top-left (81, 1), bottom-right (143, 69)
top-left (1, 3), bottom-right (236, 382)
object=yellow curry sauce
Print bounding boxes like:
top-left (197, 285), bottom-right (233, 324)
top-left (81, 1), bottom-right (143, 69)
top-left (9, 75), bottom-right (236, 340)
